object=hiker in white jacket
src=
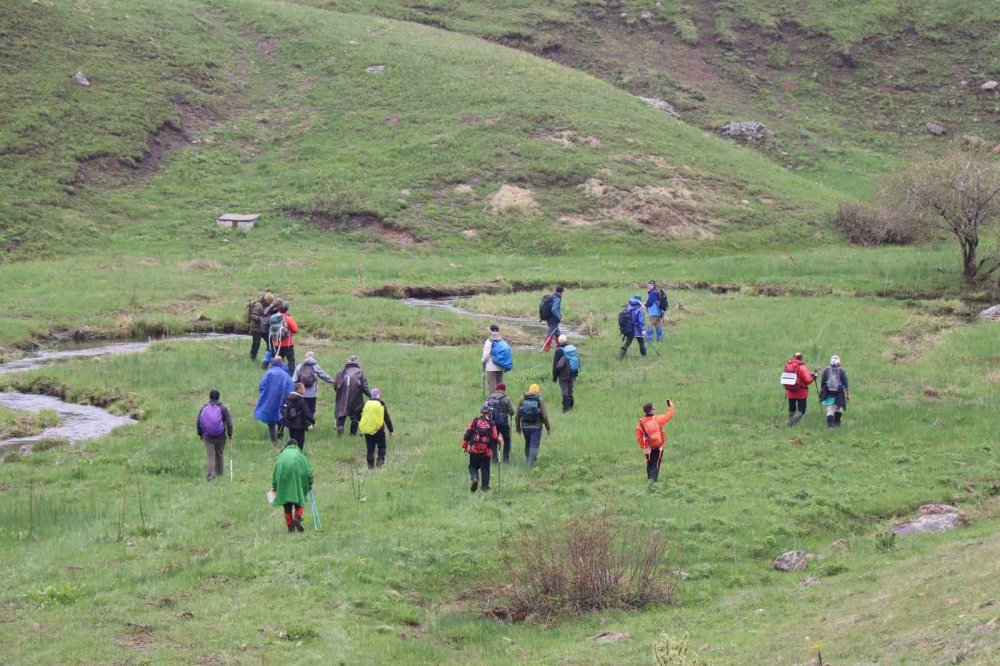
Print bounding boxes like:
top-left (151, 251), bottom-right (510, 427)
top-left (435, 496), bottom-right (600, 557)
top-left (482, 324), bottom-right (504, 394)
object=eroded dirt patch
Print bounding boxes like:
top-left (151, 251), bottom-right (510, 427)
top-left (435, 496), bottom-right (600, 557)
top-left (536, 129), bottom-right (603, 148)
top-left (487, 185), bottom-right (538, 215)
top-left (287, 209), bottom-right (427, 247)
top-left (568, 177), bottom-right (715, 237)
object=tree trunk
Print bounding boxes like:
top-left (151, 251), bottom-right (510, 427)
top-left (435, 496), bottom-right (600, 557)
top-left (960, 237), bottom-right (979, 285)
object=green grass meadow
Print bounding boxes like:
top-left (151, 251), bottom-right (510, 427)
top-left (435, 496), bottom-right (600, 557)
top-left (2, 290), bottom-right (999, 663)
top-left (1, 0), bottom-right (1000, 663)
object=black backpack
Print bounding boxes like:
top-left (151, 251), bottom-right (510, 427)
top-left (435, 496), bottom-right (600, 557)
top-left (486, 395), bottom-right (508, 428)
top-left (617, 308), bottom-right (632, 336)
top-left (539, 294), bottom-right (554, 321)
top-left (298, 364), bottom-right (316, 388)
top-left (282, 397), bottom-right (300, 426)
top-left (657, 289), bottom-right (669, 312)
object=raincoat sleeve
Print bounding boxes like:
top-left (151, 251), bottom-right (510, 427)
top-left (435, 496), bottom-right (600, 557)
top-left (383, 405), bottom-right (394, 433)
top-left (503, 395), bottom-right (515, 417)
top-left (196, 405), bottom-right (204, 436)
top-left (797, 364), bottom-right (814, 387)
top-left (306, 456), bottom-right (314, 490)
top-left (552, 296), bottom-right (562, 321)
top-left (514, 397), bottom-right (524, 431)
top-left (482, 340), bottom-right (492, 364)
top-left (841, 369), bottom-right (849, 393)
top-left (285, 314), bottom-right (298, 334)
top-left (636, 419), bottom-right (646, 448)
top-left (315, 364), bottom-right (334, 384)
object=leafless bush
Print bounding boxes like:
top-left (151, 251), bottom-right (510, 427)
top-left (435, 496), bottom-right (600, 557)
top-left (832, 202), bottom-right (930, 246)
top-left (489, 511), bottom-right (676, 622)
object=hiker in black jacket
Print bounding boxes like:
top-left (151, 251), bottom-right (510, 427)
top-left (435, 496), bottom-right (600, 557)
top-left (282, 383), bottom-right (315, 450)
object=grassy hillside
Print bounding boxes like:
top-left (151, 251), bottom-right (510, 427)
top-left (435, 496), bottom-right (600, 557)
top-left (1, 0), bottom-right (849, 263)
top-left (297, 0), bottom-right (1000, 193)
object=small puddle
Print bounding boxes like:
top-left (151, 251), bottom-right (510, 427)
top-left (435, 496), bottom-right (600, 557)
top-left (402, 297), bottom-right (585, 340)
top-left (0, 334), bottom-right (242, 456)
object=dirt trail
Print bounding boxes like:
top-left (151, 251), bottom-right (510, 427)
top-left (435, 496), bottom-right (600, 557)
top-left (402, 297), bottom-right (585, 340)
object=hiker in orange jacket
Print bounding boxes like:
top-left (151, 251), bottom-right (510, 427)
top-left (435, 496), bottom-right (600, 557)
top-left (635, 400), bottom-right (675, 482)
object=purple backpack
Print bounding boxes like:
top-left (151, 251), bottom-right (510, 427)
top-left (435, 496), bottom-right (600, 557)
top-left (199, 404), bottom-right (225, 437)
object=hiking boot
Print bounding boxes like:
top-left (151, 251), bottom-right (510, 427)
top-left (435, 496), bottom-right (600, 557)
top-left (834, 412), bottom-right (843, 427)
top-left (294, 518), bottom-right (304, 533)
top-left (336, 426), bottom-right (344, 437)
top-left (470, 477), bottom-right (479, 493)
top-left (788, 412), bottom-right (803, 426)
top-left (287, 523), bottom-right (296, 533)
top-left (617, 348), bottom-right (626, 361)
top-left (826, 415), bottom-right (835, 428)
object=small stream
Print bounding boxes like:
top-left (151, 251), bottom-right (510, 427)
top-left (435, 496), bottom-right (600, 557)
top-left (0, 334), bottom-right (242, 456)
top-left (402, 297), bottom-right (585, 340)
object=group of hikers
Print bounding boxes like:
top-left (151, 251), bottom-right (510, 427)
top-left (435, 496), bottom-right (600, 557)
top-left (781, 353), bottom-right (851, 427)
top-left (196, 282), bottom-right (852, 529)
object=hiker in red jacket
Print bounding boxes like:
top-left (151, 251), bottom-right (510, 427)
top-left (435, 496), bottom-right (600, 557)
top-left (635, 400), bottom-right (675, 482)
top-left (462, 403), bottom-right (498, 493)
top-left (782, 352), bottom-right (816, 426)
top-left (277, 302), bottom-right (299, 374)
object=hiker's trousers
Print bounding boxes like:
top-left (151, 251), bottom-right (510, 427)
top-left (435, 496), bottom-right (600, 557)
top-left (787, 398), bottom-right (807, 415)
top-left (646, 447), bottom-right (663, 482)
top-left (469, 452), bottom-right (491, 490)
top-left (522, 426), bottom-right (542, 468)
top-left (365, 430), bottom-right (387, 468)
top-left (202, 435), bottom-right (226, 480)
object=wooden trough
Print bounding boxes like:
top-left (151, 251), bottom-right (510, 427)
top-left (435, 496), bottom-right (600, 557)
top-left (216, 213), bottom-right (260, 230)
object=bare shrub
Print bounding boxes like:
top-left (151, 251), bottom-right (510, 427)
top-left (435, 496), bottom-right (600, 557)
top-left (832, 202), bottom-right (930, 246)
top-left (886, 145), bottom-right (1000, 285)
top-left (489, 511), bottom-right (676, 621)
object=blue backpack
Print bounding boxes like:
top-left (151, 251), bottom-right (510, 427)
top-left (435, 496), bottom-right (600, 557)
top-left (491, 339), bottom-right (513, 372)
top-left (562, 345), bottom-right (580, 375)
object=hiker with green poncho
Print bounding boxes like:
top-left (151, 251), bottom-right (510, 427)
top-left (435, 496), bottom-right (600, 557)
top-left (271, 440), bottom-right (314, 533)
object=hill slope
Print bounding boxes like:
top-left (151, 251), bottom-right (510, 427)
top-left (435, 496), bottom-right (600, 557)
top-left (295, 0), bottom-right (1000, 193)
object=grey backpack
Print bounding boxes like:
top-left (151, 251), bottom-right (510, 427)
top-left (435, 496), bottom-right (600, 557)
top-left (825, 367), bottom-right (842, 392)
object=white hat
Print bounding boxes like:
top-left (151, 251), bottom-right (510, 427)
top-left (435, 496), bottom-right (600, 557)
top-left (557, 334), bottom-right (568, 344)
top-left (830, 355), bottom-right (841, 366)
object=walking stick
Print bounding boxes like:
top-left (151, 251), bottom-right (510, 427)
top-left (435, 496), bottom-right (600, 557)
top-left (481, 363), bottom-right (486, 401)
top-left (229, 435), bottom-right (234, 482)
top-left (309, 489), bottom-right (322, 531)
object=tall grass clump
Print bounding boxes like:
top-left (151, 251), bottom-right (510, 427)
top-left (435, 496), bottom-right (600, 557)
top-left (491, 511), bottom-right (675, 621)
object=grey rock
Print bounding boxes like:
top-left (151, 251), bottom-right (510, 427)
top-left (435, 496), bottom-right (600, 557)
top-left (72, 71), bottom-right (90, 86)
top-left (365, 65), bottom-right (386, 73)
top-left (721, 120), bottom-right (771, 142)
top-left (963, 134), bottom-right (987, 147)
top-left (592, 631), bottom-right (630, 643)
top-left (638, 96), bottom-right (680, 118)
top-left (925, 122), bottom-right (948, 136)
top-left (773, 550), bottom-right (809, 572)
top-left (978, 304), bottom-right (1000, 321)
top-left (981, 80), bottom-right (998, 91)
top-left (971, 617), bottom-right (997, 635)
top-left (800, 576), bottom-right (822, 587)
top-left (892, 503), bottom-right (966, 536)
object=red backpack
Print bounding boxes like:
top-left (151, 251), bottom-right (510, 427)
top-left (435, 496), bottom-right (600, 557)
top-left (466, 417), bottom-right (494, 454)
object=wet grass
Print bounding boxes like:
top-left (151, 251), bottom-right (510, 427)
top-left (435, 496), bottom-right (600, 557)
top-left (0, 290), bottom-right (998, 663)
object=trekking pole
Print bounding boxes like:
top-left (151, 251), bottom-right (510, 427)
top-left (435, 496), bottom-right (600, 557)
top-left (481, 363), bottom-right (486, 401)
top-left (309, 489), bottom-right (322, 531)
top-left (229, 435), bottom-right (234, 482)
top-left (648, 337), bottom-right (662, 358)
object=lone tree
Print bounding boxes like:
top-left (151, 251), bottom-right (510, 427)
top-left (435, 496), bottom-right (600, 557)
top-left (890, 147), bottom-right (1000, 285)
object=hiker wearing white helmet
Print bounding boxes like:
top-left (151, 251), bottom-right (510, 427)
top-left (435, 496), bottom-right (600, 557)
top-left (819, 355), bottom-right (850, 428)
top-left (552, 334), bottom-right (580, 413)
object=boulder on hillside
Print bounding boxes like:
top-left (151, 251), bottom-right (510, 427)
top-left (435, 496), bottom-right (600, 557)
top-left (978, 304), bottom-right (1000, 321)
top-left (981, 80), bottom-right (998, 91)
top-left (721, 121), bottom-right (771, 142)
top-left (638, 96), bottom-right (680, 118)
top-left (892, 503), bottom-right (967, 536)
top-left (773, 550), bottom-right (809, 572)
top-left (72, 71), bottom-right (90, 86)
top-left (925, 122), bottom-right (948, 136)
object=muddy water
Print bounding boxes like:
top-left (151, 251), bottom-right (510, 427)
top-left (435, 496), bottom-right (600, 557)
top-left (402, 297), bottom-right (584, 340)
top-left (0, 392), bottom-right (136, 455)
top-left (0, 334), bottom-right (242, 455)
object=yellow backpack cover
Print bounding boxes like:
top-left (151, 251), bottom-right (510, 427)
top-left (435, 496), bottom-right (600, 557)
top-left (359, 400), bottom-right (385, 435)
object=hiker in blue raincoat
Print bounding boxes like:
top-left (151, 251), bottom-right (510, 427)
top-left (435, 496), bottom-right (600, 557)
top-left (255, 356), bottom-right (295, 444)
top-left (618, 297), bottom-right (646, 359)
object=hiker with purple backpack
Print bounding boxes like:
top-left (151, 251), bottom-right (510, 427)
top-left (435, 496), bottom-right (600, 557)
top-left (196, 389), bottom-right (234, 482)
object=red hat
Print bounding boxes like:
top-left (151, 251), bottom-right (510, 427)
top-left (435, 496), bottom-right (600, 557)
top-left (496, 382), bottom-right (506, 391)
